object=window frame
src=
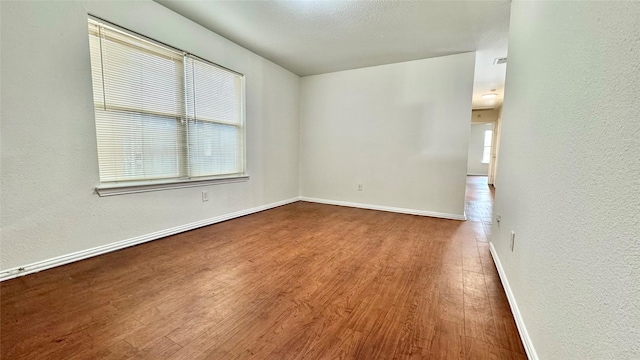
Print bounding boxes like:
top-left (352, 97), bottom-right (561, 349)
top-left (88, 16), bottom-right (248, 196)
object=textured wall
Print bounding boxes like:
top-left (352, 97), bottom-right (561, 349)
top-left (0, 0), bottom-right (300, 270)
top-left (471, 109), bottom-right (499, 124)
top-left (493, 1), bottom-right (640, 359)
top-left (300, 53), bottom-right (475, 217)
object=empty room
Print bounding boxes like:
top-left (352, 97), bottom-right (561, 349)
top-left (1, 1), bottom-right (638, 359)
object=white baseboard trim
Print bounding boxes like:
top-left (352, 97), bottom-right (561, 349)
top-left (0, 197), bottom-right (300, 282)
top-left (467, 173), bottom-right (489, 176)
top-left (300, 196), bottom-right (466, 221)
top-left (489, 242), bottom-right (539, 360)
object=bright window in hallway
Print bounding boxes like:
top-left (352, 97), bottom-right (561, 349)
top-left (482, 130), bottom-right (492, 164)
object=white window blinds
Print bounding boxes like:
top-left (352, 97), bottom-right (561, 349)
top-left (185, 57), bottom-right (244, 177)
top-left (88, 18), bottom-right (245, 184)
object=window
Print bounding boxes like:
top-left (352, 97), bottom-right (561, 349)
top-left (88, 18), bottom-right (245, 193)
top-left (482, 129), bottom-right (493, 164)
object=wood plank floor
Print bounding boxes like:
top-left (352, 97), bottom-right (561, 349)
top-left (1, 177), bottom-right (525, 359)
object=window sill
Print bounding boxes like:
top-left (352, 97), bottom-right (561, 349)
top-left (95, 175), bottom-right (250, 197)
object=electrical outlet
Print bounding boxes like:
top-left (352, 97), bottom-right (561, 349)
top-left (496, 214), bottom-right (501, 227)
top-left (510, 231), bottom-right (515, 251)
top-left (357, 184), bottom-right (363, 191)
top-left (202, 191), bottom-right (209, 202)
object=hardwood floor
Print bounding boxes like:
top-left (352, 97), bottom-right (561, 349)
top-left (1, 178), bottom-right (525, 359)
top-left (464, 176), bottom-right (495, 241)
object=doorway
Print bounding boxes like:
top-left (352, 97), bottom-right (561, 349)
top-left (467, 108), bottom-right (502, 187)
top-left (467, 122), bottom-right (493, 177)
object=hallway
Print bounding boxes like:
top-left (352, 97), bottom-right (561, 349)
top-left (459, 175), bottom-right (525, 358)
top-left (465, 175), bottom-right (495, 241)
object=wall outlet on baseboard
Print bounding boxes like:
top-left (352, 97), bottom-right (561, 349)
top-left (202, 191), bottom-right (209, 202)
top-left (357, 184), bottom-right (363, 191)
top-left (510, 231), bottom-right (515, 251)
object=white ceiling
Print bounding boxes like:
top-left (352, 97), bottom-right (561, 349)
top-left (155, 0), bottom-right (510, 109)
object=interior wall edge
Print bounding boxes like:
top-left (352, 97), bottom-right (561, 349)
top-left (300, 197), bottom-right (466, 221)
top-left (490, 241), bottom-right (540, 360)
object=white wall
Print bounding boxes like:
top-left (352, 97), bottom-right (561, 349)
top-left (0, 0), bottom-right (300, 271)
top-left (493, 2), bottom-right (640, 359)
top-left (467, 123), bottom-right (492, 175)
top-left (471, 109), bottom-right (499, 123)
top-left (300, 53), bottom-right (475, 217)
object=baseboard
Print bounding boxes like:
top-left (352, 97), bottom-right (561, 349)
top-left (467, 173), bottom-right (489, 176)
top-left (489, 242), bottom-right (539, 360)
top-left (300, 196), bottom-right (466, 221)
top-left (0, 197), bottom-right (300, 282)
